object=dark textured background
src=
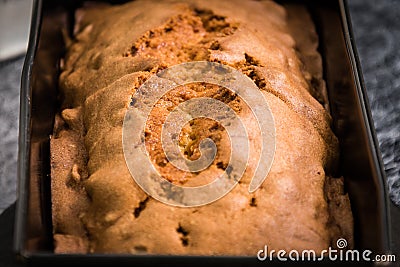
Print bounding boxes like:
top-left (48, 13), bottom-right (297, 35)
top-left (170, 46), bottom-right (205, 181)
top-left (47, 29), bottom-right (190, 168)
top-left (0, 0), bottom-right (399, 265)
top-left (0, 57), bottom-right (22, 214)
top-left (348, 0), bottom-right (400, 206)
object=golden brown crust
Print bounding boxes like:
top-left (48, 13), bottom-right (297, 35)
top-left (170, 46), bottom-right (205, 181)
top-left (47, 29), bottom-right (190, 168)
top-left (51, 110), bottom-right (89, 253)
top-left (51, 0), bottom-right (353, 254)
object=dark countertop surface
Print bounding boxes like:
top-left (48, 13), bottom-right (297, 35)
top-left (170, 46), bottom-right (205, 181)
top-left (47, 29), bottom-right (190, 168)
top-left (0, 0), bottom-right (399, 266)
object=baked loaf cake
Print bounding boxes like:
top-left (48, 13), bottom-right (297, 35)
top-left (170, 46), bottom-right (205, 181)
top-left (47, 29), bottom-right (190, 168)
top-left (51, 0), bottom-right (353, 254)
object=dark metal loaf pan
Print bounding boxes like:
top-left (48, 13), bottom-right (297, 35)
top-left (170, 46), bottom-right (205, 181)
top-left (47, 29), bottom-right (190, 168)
top-left (14, 0), bottom-right (392, 265)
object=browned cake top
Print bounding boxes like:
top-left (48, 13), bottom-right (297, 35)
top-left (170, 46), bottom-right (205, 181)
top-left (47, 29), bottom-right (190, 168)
top-left (51, 0), bottom-right (353, 255)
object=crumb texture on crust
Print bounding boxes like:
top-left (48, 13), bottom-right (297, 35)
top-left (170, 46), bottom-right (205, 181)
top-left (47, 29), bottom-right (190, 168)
top-left (51, 0), bottom-right (353, 254)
